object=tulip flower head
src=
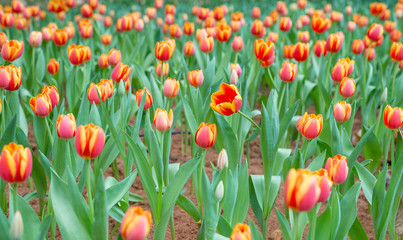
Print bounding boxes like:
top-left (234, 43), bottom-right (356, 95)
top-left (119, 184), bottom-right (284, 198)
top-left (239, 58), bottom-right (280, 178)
top-left (75, 124), bottom-right (105, 160)
top-left (195, 122), bottom-right (217, 149)
top-left (41, 85), bottom-right (59, 108)
top-left (163, 77), bottom-right (179, 99)
top-left (98, 54), bottom-right (109, 69)
top-left (155, 61), bottom-right (169, 78)
top-left (107, 48), bottom-right (121, 66)
top-left (183, 41), bottom-right (195, 56)
top-left (314, 40), bottom-right (327, 57)
top-left (155, 39), bottom-right (175, 61)
top-left (296, 112), bottom-right (323, 139)
top-left (312, 169), bottom-right (333, 202)
top-left (1, 40), bottom-right (24, 62)
top-left (351, 39), bottom-right (364, 54)
top-left (216, 23), bottom-right (232, 42)
top-left (232, 36), bottom-right (244, 52)
top-left (47, 59), bottom-right (59, 75)
top-left (0, 65), bottom-right (22, 91)
top-left (333, 101), bottom-right (351, 122)
top-left (153, 108), bottom-right (173, 132)
top-left (279, 61), bottom-right (297, 83)
top-left (188, 70), bottom-right (204, 87)
top-left (210, 83), bottom-right (242, 116)
top-left (230, 223), bottom-right (252, 240)
top-left (331, 58), bottom-right (355, 82)
top-left (29, 93), bottom-right (52, 117)
top-left (0, 143), bottom-right (32, 183)
top-left (111, 62), bottom-right (131, 83)
top-left (284, 168), bottom-right (320, 211)
top-left (254, 39), bottom-right (275, 62)
top-left (87, 79), bottom-right (114, 105)
top-left (279, 17), bottom-right (292, 32)
top-left (199, 36), bottom-right (214, 53)
top-left (57, 114), bottom-right (76, 139)
top-left (29, 31), bottom-right (42, 48)
top-left (390, 42), bottom-right (403, 61)
top-left (293, 42), bottom-right (309, 62)
top-left (136, 87), bottom-right (153, 110)
top-left (383, 105), bottom-right (403, 129)
top-left (326, 33), bottom-right (343, 53)
top-left (325, 155), bottom-right (348, 184)
top-left (120, 206), bottom-right (152, 240)
top-left (311, 15), bottom-right (330, 34)
top-left (53, 29), bottom-right (69, 46)
top-left (67, 44), bottom-right (91, 65)
top-left (339, 77), bottom-right (356, 98)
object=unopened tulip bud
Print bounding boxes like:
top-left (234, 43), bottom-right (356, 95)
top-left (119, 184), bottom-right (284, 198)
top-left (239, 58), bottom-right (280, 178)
top-left (29, 31), bottom-right (42, 48)
top-left (230, 69), bottom-right (238, 85)
top-left (333, 101), bottom-right (351, 123)
top-left (230, 63), bottom-right (242, 76)
top-left (41, 85), bottom-right (59, 108)
top-left (325, 155), bottom-right (348, 184)
top-left (155, 62), bottom-right (169, 78)
top-left (230, 223), bottom-right (252, 240)
top-left (118, 81), bottom-right (125, 97)
top-left (217, 148), bottom-right (228, 170)
top-left (183, 41), bottom-right (195, 57)
top-left (98, 54), bottom-right (109, 69)
top-left (232, 36), bottom-right (243, 52)
top-left (380, 88), bottom-right (387, 105)
top-left (30, 93), bottom-right (52, 117)
top-left (111, 62), bottom-right (131, 83)
top-left (9, 211), bottom-right (23, 240)
top-left (347, 21), bottom-right (356, 31)
top-left (1, 40), bottom-right (24, 62)
top-left (108, 48), bottom-right (121, 66)
top-left (215, 181), bottom-right (224, 202)
top-left (56, 114), bottom-right (76, 139)
top-left (188, 70), bottom-right (204, 87)
top-left (367, 23), bottom-right (383, 41)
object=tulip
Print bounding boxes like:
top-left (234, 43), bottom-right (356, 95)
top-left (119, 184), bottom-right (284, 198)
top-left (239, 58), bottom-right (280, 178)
top-left (251, 7), bottom-right (261, 18)
top-left (111, 62), bottom-right (131, 83)
top-left (29, 31), bottom-right (42, 48)
top-left (98, 4), bottom-right (106, 15)
top-left (0, 32), bottom-right (8, 50)
top-left (330, 11), bottom-right (343, 22)
top-left (116, 15), bottom-right (133, 32)
top-left (390, 42), bottom-right (403, 61)
top-left (78, 19), bottom-right (93, 39)
top-left (183, 22), bottom-right (195, 35)
top-left (120, 206), bottom-right (152, 240)
top-left (183, 41), bottom-right (195, 57)
top-left (313, 40), bottom-right (327, 57)
top-left (155, 61), bottom-right (169, 78)
top-left (279, 17), bottom-right (292, 32)
top-left (0, 143), bottom-right (32, 183)
top-left (230, 223), bottom-right (252, 240)
top-left (231, 36), bottom-right (243, 52)
top-left (325, 155), bottom-right (348, 184)
top-left (267, 32), bottom-right (278, 43)
top-left (153, 108), bottom-right (173, 132)
top-left (14, 17), bottom-right (27, 30)
top-left (107, 48), bottom-right (121, 66)
top-left (293, 42), bottom-right (309, 62)
top-left (195, 122), bottom-right (217, 149)
top-left (231, 63), bottom-right (242, 76)
top-left (357, 16), bottom-right (368, 28)
top-left (199, 36), bottom-right (214, 53)
top-left (41, 85), bottom-right (59, 108)
top-left (89, 0), bottom-right (98, 10)
top-left (312, 169), bottom-right (332, 202)
top-left (216, 24), bottom-right (232, 42)
top-left (213, 6), bottom-right (225, 21)
top-left (98, 54), bottom-right (109, 69)
top-left (345, 5), bottom-right (352, 15)
top-left (56, 114), bottom-right (76, 139)
top-left (101, 34), bottom-right (112, 46)
top-left (12, 0), bottom-right (24, 13)
top-left (326, 33), bottom-right (343, 53)
top-left (254, 39), bottom-right (275, 62)
top-left (351, 39), bottom-right (364, 54)
top-left (168, 24), bottom-right (182, 38)
top-left (68, 44), bottom-right (91, 65)
top-left (47, 60), bottom-right (59, 75)
top-left (390, 30), bottom-right (401, 42)
top-left (296, 112), bottom-right (323, 139)
top-left (333, 101), bottom-right (351, 122)
top-left (87, 79), bottom-right (114, 105)
top-left (263, 16), bottom-right (273, 28)
top-left (311, 15), bottom-right (330, 34)
top-left (81, 4), bottom-right (93, 18)
top-left (30, 93), bottom-right (52, 117)
top-left (276, 1), bottom-right (288, 16)
top-left (53, 29), bottom-right (68, 46)
top-left (331, 58), bottom-right (354, 82)
top-left (163, 77), bottom-right (179, 99)
top-left (0, 65), bottom-right (22, 90)
top-left (367, 23), bottom-right (383, 41)
top-left (261, 54), bottom-right (275, 68)
top-left (75, 124), bottom-right (105, 160)
top-left (136, 87), bottom-right (153, 110)
top-left (210, 83), bottom-right (242, 116)
top-left (42, 27), bottom-right (54, 42)
top-left (284, 168), bottom-right (320, 211)
top-left (1, 13), bottom-right (14, 28)
top-left (384, 21), bottom-right (396, 33)
top-left (65, 26), bottom-right (75, 39)
top-left (383, 105), bottom-right (403, 129)
top-left (230, 20), bottom-right (242, 32)
top-left (146, 7), bottom-right (156, 20)
top-left (298, 0), bottom-right (307, 9)
top-left (251, 20), bottom-right (265, 38)
top-left (279, 61), bottom-right (297, 83)
top-left (298, 31), bottom-right (310, 43)
top-left (370, 2), bottom-right (387, 15)
top-left (104, 16), bottom-right (112, 28)
top-left (364, 48), bottom-right (375, 61)
top-left (339, 77), bottom-right (356, 98)
top-left (198, 8), bottom-right (209, 20)
top-left (1, 40), bottom-right (24, 62)
top-left (217, 148), bottom-right (228, 170)
top-left (188, 70), bottom-right (204, 87)
top-left (347, 21), bottom-right (356, 31)
top-left (230, 70), bottom-right (238, 85)
top-left (154, 0), bottom-right (163, 9)
top-left (283, 44), bottom-right (295, 59)
top-left (155, 40), bottom-right (175, 61)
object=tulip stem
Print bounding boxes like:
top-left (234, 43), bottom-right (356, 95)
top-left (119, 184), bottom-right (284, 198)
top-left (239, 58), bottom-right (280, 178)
top-left (391, 132), bottom-right (395, 169)
top-left (278, 83), bottom-right (287, 115)
top-left (85, 161), bottom-right (94, 222)
top-left (197, 149), bottom-right (207, 215)
top-left (292, 211), bottom-right (300, 240)
top-left (160, 68), bottom-right (164, 94)
top-left (238, 111), bottom-right (261, 132)
top-left (108, 222), bottom-right (120, 240)
top-left (32, 48), bottom-right (36, 91)
top-left (169, 213), bottom-right (176, 240)
top-left (391, 62), bottom-right (398, 100)
top-left (11, 183), bottom-right (17, 214)
top-left (45, 117), bottom-right (54, 148)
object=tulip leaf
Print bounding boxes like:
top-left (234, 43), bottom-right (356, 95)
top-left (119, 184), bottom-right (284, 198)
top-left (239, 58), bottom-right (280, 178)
top-left (353, 162), bottom-right (376, 204)
top-left (0, 115), bottom-right (16, 149)
top-left (32, 115), bottom-right (46, 152)
top-left (347, 125), bottom-right (374, 176)
top-left (314, 206), bottom-right (331, 240)
top-left (176, 194), bottom-right (201, 222)
top-left (106, 170), bottom-right (137, 211)
top-left (248, 218), bottom-right (264, 240)
top-left (50, 169), bottom-right (92, 240)
top-left (109, 205), bottom-right (125, 222)
top-left (275, 208), bottom-right (292, 240)
top-left (93, 170), bottom-right (108, 240)
top-left (15, 194), bottom-right (40, 240)
top-left (333, 182), bottom-right (361, 240)
top-left (52, 137), bottom-right (67, 177)
top-left (223, 170), bottom-right (237, 223)
top-left (249, 175), bottom-right (263, 228)
top-left (307, 151), bottom-right (327, 171)
top-left (231, 161), bottom-right (249, 226)
top-left (348, 218), bottom-right (369, 240)
top-left (363, 131), bottom-right (383, 173)
top-left (329, 190), bottom-right (341, 238)
top-left (35, 48), bottom-right (45, 84)
top-left (200, 58), bottom-right (215, 100)
top-left (99, 137), bottom-right (120, 173)
top-left (144, 112), bottom-right (163, 186)
top-left (330, 116), bottom-right (342, 156)
top-left (217, 216), bottom-right (232, 237)
top-left (179, 91), bottom-right (198, 135)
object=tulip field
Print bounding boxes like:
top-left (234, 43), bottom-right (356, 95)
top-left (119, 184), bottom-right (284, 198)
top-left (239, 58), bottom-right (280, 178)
top-left (1, 0), bottom-right (403, 239)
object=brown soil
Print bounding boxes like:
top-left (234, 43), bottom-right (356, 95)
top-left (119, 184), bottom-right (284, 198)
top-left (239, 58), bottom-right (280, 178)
top-left (8, 108), bottom-right (384, 239)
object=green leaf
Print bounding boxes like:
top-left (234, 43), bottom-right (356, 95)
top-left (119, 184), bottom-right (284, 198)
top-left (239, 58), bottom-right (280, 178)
top-left (248, 218), bottom-right (264, 240)
top-left (307, 151), bottom-right (327, 171)
top-left (372, 165), bottom-right (387, 234)
top-left (35, 48), bottom-right (45, 83)
top-left (231, 161), bottom-right (249, 226)
top-left (50, 169), bottom-right (92, 240)
top-left (32, 115), bottom-right (46, 152)
top-left (16, 195), bottom-right (40, 240)
top-left (106, 171), bottom-right (137, 211)
top-left (348, 218), bottom-right (369, 240)
top-left (315, 206), bottom-right (331, 240)
top-left (176, 194), bottom-right (201, 222)
top-left (0, 116), bottom-right (16, 149)
top-left (93, 170), bottom-right (108, 240)
top-left (353, 163), bottom-right (376, 204)
top-left (347, 126), bottom-right (375, 176)
top-left (275, 208), bottom-right (292, 240)
top-left (36, 216), bottom-right (52, 240)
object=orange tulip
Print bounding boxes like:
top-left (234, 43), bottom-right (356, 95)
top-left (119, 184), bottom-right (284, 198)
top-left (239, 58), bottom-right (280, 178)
top-left (383, 105), bottom-right (403, 129)
top-left (1, 40), bottom-right (24, 62)
top-left (56, 114), bottom-right (76, 139)
top-left (213, 6), bottom-right (225, 21)
top-left (155, 61), bottom-right (169, 78)
top-left (30, 93), bottom-right (52, 117)
top-left (155, 40), bottom-right (175, 61)
top-left (347, 21), bottom-right (356, 31)
top-left (279, 61), bottom-right (297, 83)
top-left (230, 20), bottom-right (241, 32)
top-left (136, 87), bottom-right (153, 110)
top-left (198, 8), bottom-right (209, 20)
top-left (384, 21), bottom-right (396, 33)
top-left (46, 59), bottom-right (59, 75)
top-left (87, 79), bottom-right (114, 105)
top-left (351, 39), bottom-right (364, 54)
top-left (183, 41), bottom-right (195, 56)
top-left (42, 27), bottom-right (55, 42)
top-left (231, 63), bottom-right (242, 77)
top-left (188, 70), bottom-right (204, 87)
top-left (390, 42), bottom-right (403, 61)
top-left (311, 15), bottom-right (330, 34)
top-left (312, 169), bottom-right (332, 202)
top-left (53, 29), bottom-right (68, 46)
top-left (276, 1), bottom-right (288, 16)
top-left (267, 32), bottom-right (279, 43)
top-left (107, 48), bottom-right (121, 66)
top-left (339, 77), bottom-right (356, 98)
top-left (165, 4), bottom-right (176, 15)
top-left (41, 85), bottom-right (59, 108)
top-left (101, 34), bottom-right (112, 46)
top-left (11, 0), bottom-right (24, 13)
top-left (297, 31), bottom-right (310, 43)
top-left (104, 16), bottom-right (112, 28)
top-left (0, 143), bottom-right (32, 183)
top-left (251, 7), bottom-right (261, 19)
top-left (232, 36), bottom-right (243, 52)
top-left (75, 124), bottom-right (105, 160)
top-left (163, 77), bottom-right (179, 99)
top-left (279, 17), bottom-right (292, 32)
top-left (153, 108), bottom-right (173, 132)
top-left (370, 2), bottom-right (387, 15)
top-left (333, 101), bottom-right (351, 122)
top-left (1, 13), bottom-right (14, 28)
top-left (216, 23), bottom-right (232, 42)
top-left (111, 62), bottom-right (131, 83)
top-left (367, 23), bottom-right (384, 41)
top-left (183, 22), bottom-right (195, 35)
top-left (169, 24), bottom-right (182, 38)
top-left (296, 112), bottom-right (323, 139)
top-left (250, 20), bottom-right (265, 38)
top-left (284, 168), bottom-right (320, 211)
top-left (98, 54), bottom-right (109, 69)
top-left (325, 155), bottom-right (348, 184)
top-left (29, 31), bottom-right (42, 48)
top-left (331, 58), bottom-right (354, 82)
top-left (313, 40), bottom-right (327, 57)
top-left (298, 0), bottom-right (307, 9)
top-left (390, 30), bottom-right (401, 42)
top-left (199, 36), bottom-right (214, 53)
top-left (67, 44), bottom-right (91, 65)
top-left (325, 33), bottom-right (343, 53)
top-left (81, 4), bottom-right (93, 18)
top-left (364, 48), bottom-right (375, 61)
top-left (330, 11), bottom-right (343, 22)
top-left (283, 44), bottom-right (295, 59)
top-left (116, 15), bottom-right (133, 32)
top-left (120, 206), bottom-right (152, 240)
top-left (0, 65), bottom-right (22, 91)
top-left (230, 223), bottom-right (252, 240)
top-left (345, 6), bottom-right (352, 15)
top-left (195, 122), bottom-right (217, 149)
top-left (254, 39), bottom-right (274, 62)
top-left (146, 7), bottom-right (157, 20)
top-left (210, 83), bottom-right (242, 116)
top-left (357, 16), bottom-right (368, 28)
top-left (293, 42), bottom-right (309, 62)
top-left (0, 32), bottom-right (7, 49)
